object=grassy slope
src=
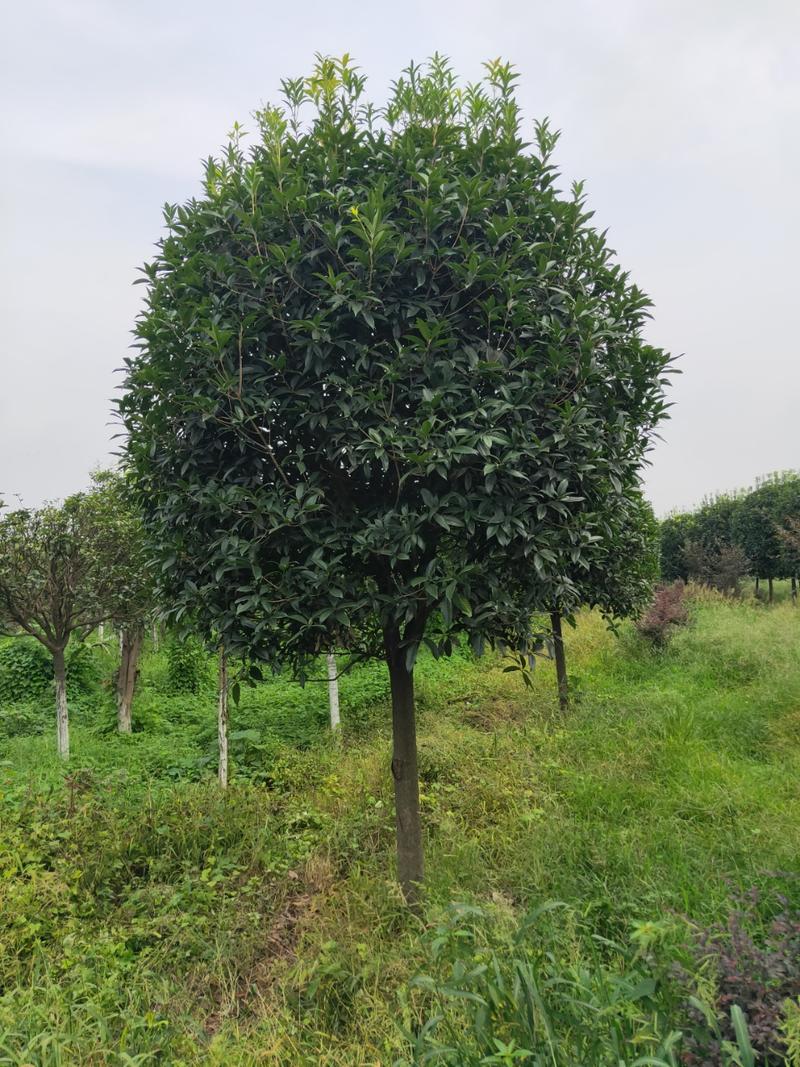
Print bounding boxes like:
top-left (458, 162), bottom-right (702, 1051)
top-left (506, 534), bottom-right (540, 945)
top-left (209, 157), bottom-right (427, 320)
top-left (0, 589), bottom-right (799, 1064)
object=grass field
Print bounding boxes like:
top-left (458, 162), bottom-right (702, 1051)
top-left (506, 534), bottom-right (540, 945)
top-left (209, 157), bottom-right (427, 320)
top-left (1, 586), bottom-right (799, 1064)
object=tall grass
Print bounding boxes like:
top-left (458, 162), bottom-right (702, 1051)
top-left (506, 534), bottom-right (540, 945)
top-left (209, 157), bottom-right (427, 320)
top-left (0, 591), bottom-right (799, 1062)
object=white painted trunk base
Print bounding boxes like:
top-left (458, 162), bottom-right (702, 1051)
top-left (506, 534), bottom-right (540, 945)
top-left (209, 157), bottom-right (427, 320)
top-left (327, 652), bottom-right (340, 731)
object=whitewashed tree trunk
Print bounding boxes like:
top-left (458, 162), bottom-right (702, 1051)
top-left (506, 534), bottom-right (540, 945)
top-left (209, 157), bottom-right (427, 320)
top-left (53, 646), bottom-right (69, 760)
top-left (218, 647), bottom-right (229, 788)
top-left (98, 622), bottom-right (105, 641)
top-left (117, 626), bottom-right (143, 733)
top-left (151, 621), bottom-right (159, 650)
top-left (326, 652), bottom-right (340, 731)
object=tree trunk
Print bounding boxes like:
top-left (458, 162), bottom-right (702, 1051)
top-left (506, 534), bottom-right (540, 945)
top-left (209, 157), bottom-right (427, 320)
top-left (385, 631), bottom-right (424, 905)
top-left (98, 622), bottom-right (104, 641)
top-left (218, 647), bottom-right (229, 789)
top-left (792, 576), bottom-right (797, 606)
top-left (326, 652), bottom-right (340, 731)
top-left (151, 621), bottom-right (159, 651)
top-left (53, 646), bottom-right (69, 760)
top-left (550, 610), bottom-right (569, 711)
top-left (755, 576), bottom-right (760, 597)
top-left (117, 626), bottom-right (143, 733)
top-left (768, 576), bottom-right (774, 604)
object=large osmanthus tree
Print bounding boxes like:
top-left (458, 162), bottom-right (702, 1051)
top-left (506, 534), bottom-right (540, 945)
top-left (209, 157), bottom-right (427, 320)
top-left (119, 55), bottom-right (671, 901)
top-left (0, 480), bottom-right (146, 758)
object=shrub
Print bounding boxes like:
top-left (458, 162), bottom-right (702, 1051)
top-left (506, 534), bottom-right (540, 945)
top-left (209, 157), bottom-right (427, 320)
top-left (0, 701), bottom-right (49, 739)
top-left (64, 640), bottom-right (102, 700)
top-left (636, 581), bottom-right (689, 646)
top-left (165, 635), bottom-right (210, 694)
top-left (0, 638), bottom-right (52, 704)
top-left (679, 886), bottom-right (800, 1065)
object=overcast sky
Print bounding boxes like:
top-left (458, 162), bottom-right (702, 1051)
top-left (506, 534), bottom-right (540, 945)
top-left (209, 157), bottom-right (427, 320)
top-left (2, 0), bottom-right (797, 516)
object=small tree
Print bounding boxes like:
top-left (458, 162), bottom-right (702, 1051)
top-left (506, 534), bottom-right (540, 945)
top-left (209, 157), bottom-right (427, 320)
top-left (90, 471), bottom-right (154, 733)
top-left (683, 539), bottom-right (750, 594)
top-left (0, 488), bottom-right (140, 758)
top-left (119, 56), bottom-right (671, 899)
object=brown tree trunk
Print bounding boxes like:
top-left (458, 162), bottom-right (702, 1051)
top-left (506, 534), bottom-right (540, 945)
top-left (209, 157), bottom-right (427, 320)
top-left (755, 576), bottom-right (760, 597)
top-left (385, 629), bottom-right (424, 905)
top-left (792, 576), bottom-right (797, 606)
top-left (550, 610), bottom-right (569, 711)
top-left (117, 626), bottom-right (143, 733)
top-left (768, 576), bottom-right (774, 604)
top-left (218, 647), bottom-right (229, 789)
top-left (53, 646), bottom-right (69, 760)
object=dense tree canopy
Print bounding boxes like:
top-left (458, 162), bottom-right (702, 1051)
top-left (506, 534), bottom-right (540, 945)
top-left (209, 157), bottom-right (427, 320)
top-left (578, 492), bottom-right (659, 621)
top-left (120, 55), bottom-right (672, 896)
top-left (548, 490), bottom-right (658, 709)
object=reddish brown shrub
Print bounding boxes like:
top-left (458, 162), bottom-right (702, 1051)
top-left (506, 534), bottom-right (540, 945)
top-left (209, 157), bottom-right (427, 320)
top-left (636, 580), bottom-right (688, 645)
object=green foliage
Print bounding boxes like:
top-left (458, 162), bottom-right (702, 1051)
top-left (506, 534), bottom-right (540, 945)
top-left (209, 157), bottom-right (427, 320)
top-left (119, 53), bottom-right (671, 673)
top-left (579, 490), bottom-right (660, 621)
top-left (64, 640), bottom-right (103, 700)
top-left (0, 638), bottom-right (102, 738)
top-left (0, 638), bottom-right (52, 703)
top-left (165, 634), bottom-right (211, 694)
top-left (0, 482), bottom-right (147, 651)
top-left (88, 469), bottom-right (155, 628)
top-left (731, 482), bottom-right (784, 582)
top-left (0, 700), bottom-right (50, 738)
top-left (0, 594), bottom-right (799, 1061)
top-left (682, 539), bottom-right (750, 593)
top-left (401, 903), bottom-right (684, 1066)
top-left (660, 512), bottom-right (696, 582)
top-left (661, 472), bottom-right (800, 586)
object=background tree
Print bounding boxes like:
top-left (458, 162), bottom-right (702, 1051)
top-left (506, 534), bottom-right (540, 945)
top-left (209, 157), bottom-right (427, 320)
top-left (731, 481), bottom-right (784, 602)
top-left (693, 494), bottom-right (740, 552)
top-left (0, 486), bottom-right (141, 757)
top-left (660, 512), bottom-right (696, 581)
top-left (682, 539), bottom-right (750, 594)
top-left (772, 473), bottom-right (800, 603)
top-left (119, 55), bottom-right (671, 900)
top-left (777, 517), bottom-right (800, 604)
top-left (90, 471), bottom-right (155, 733)
top-left (660, 494), bottom-right (742, 583)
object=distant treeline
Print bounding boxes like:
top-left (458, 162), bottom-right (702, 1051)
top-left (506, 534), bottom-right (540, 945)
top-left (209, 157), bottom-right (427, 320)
top-left (661, 471), bottom-right (800, 600)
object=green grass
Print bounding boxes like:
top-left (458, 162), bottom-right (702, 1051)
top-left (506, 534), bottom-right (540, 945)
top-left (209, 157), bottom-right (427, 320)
top-left (1, 589), bottom-right (799, 1063)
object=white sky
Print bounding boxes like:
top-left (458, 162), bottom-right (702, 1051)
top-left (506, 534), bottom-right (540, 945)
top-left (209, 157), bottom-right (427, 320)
top-left (2, 0), bottom-right (798, 515)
